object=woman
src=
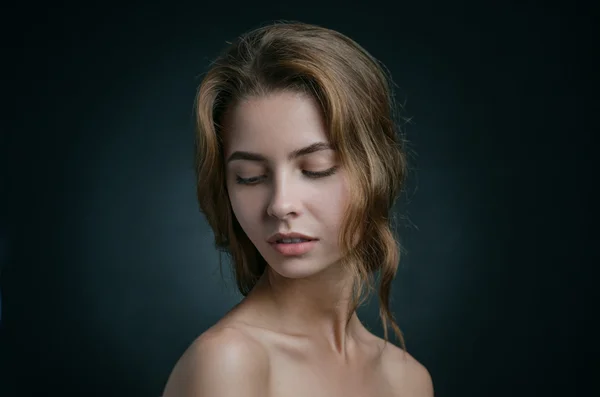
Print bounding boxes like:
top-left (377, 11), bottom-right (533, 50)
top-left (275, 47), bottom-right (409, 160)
top-left (163, 21), bottom-right (434, 397)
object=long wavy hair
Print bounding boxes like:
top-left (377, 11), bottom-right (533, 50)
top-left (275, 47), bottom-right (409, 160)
top-left (194, 20), bottom-right (409, 350)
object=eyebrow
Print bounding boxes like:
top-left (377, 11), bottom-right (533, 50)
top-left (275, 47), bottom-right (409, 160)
top-left (226, 142), bottom-right (333, 165)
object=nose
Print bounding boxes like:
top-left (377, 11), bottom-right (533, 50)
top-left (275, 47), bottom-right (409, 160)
top-left (266, 175), bottom-right (301, 220)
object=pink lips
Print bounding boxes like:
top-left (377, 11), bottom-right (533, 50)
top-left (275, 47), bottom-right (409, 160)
top-left (270, 240), bottom-right (318, 256)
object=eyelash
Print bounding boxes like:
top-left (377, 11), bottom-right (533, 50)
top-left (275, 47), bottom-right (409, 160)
top-left (235, 166), bottom-right (338, 185)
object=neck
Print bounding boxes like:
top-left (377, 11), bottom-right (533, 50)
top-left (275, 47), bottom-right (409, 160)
top-left (249, 264), bottom-right (365, 356)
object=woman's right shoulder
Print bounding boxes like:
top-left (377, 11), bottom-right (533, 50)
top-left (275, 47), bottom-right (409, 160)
top-left (162, 326), bottom-right (270, 397)
top-left (193, 324), bottom-right (270, 358)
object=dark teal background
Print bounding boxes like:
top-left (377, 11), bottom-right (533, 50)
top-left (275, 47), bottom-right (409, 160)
top-left (1, 1), bottom-right (596, 396)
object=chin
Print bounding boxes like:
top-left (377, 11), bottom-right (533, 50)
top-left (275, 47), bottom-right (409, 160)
top-left (263, 254), bottom-right (340, 281)
top-left (269, 262), bottom-right (326, 280)
top-left (253, 240), bottom-right (342, 280)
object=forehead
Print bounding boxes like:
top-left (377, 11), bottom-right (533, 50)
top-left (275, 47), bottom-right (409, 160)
top-left (222, 91), bottom-right (329, 158)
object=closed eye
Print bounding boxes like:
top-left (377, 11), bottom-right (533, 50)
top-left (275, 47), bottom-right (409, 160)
top-left (235, 166), bottom-right (338, 185)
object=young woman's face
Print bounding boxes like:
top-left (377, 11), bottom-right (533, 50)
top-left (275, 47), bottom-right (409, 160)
top-left (223, 91), bottom-right (349, 279)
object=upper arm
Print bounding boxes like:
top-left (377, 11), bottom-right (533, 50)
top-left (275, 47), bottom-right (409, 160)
top-left (162, 328), bottom-right (270, 397)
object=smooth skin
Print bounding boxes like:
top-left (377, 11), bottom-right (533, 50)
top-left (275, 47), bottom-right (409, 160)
top-left (163, 91), bottom-right (434, 397)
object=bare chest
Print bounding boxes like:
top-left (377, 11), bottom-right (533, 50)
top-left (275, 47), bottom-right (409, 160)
top-left (266, 353), bottom-right (398, 397)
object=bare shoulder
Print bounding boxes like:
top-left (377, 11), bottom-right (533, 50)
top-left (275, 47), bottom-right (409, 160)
top-left (162, 326), bottom-right (270, 397)
top-left (382, 342), bottom-right (434, 397)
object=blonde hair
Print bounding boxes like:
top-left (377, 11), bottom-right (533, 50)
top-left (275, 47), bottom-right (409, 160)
top-left (194, 21), bottom-right (409, 351)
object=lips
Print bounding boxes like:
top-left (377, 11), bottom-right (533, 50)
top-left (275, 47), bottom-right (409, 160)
top-left (269, 239), bottom-right (318, 256)
top-left (267, 232), bottom-right (317, 244)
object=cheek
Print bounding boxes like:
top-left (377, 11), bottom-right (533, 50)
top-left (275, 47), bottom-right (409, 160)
top-left (229, 191), bottom-right (263, 239)
top-left (314, 179), bottom-right (349, 232)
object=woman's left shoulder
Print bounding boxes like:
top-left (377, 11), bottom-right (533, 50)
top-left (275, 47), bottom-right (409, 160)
top-left (381, 342), bottom-right (435, 397)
